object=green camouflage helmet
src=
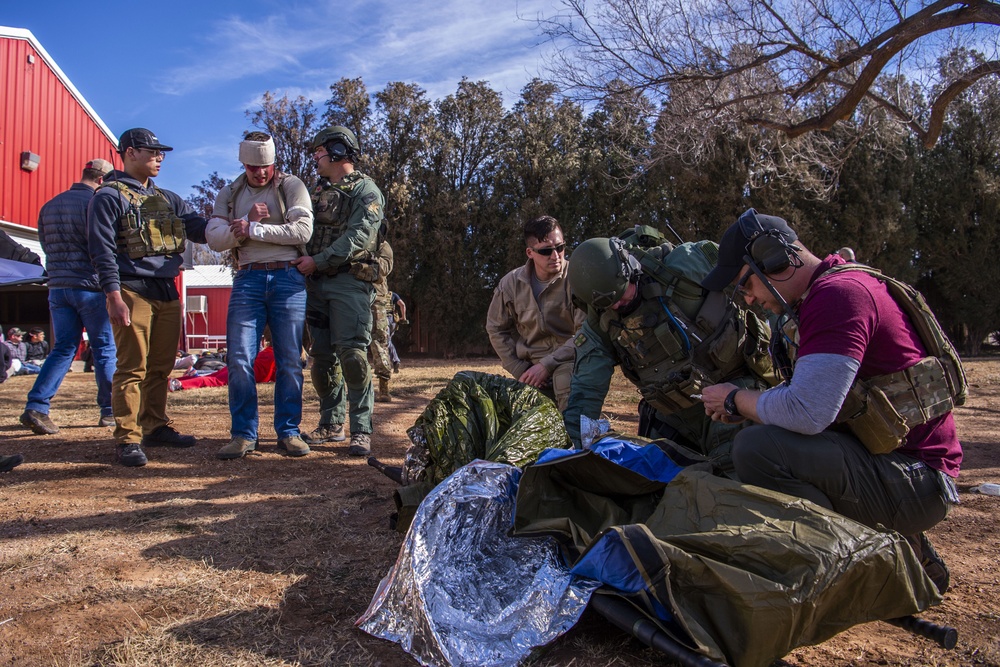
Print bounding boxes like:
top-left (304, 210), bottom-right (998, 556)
top-left (310, 126), bottom-right (360, 159)
top-left (569, 237), bottom-right (643, 309)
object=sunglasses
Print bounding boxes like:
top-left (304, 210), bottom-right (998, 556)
top-left (134, 147), bottom-right (166, 158)
top-left (530, 243), bottom-right (566, 256)
top-left (733, 268), bottom-right (752, 300)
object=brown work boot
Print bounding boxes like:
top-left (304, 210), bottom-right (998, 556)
top-left (347, 432), bottom-right (371, 456)
top-left (277, 435), bottom-right (311, 457)
top-left (905, 532), bottom-right (950, 594)
top-left (217, 436), bottom-right (257, 460)
top-left (302, 424), bottom-right (346, 445)
top-left (19, 409), bottom-right (59, 435)
top-left (376, 377), bottom-right (393, 403)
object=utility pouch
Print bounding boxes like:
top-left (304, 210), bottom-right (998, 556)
top-left (838, 356), bottom-right (955, 455)
top-left (349, 259), bottom-right (380, 282)
top-left (836, 381), bottom-right (909, 455)
top-left (742, 310), bottom-right (778, 386)
top-left (118, 208), bottom-right (147, 259)
top-left (706, 318), bottom-right (741, 376)
top-left (652, 320), bottom-right (685, 364)
top-left (639, 365), bottom-right (707, 414)
top-left (142, 195), bottom-right (186, 256)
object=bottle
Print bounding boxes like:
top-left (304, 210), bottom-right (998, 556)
top-left (971, 483), bottom-right (1000, 496)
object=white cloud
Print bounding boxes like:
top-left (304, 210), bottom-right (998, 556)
top-left (152, 0), bottom-right (559, 105)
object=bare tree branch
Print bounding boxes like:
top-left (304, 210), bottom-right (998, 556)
top-left (538, 0), bottom-right (1000, 193)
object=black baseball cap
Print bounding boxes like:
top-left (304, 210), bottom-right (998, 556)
top-left (701, 209), bottom-right (797, 291)
top-left (118, 128), bottom-right (173, 153)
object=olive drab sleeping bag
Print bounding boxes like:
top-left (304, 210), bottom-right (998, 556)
top-left (513, 448), bottom-right (942, 667)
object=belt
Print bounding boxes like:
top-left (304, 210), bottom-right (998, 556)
top-left (245, 261), bottom-right (294, 270)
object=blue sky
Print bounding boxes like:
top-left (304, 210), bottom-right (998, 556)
top-left (5, 0), bottom-right (562, 199)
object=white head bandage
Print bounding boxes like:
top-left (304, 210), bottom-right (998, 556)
top-left (239, 137), bottom-right (276, 166)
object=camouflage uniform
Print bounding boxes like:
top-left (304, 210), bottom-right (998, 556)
top-left (305, 172), bottom-right (386, 437)
top-left (566, 240), bottom-right (775, 476)
top-left (368, 243), bottom-right (395, 401)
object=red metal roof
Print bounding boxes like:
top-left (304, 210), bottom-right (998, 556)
top-left (0, 27), bottom-right (119, 230)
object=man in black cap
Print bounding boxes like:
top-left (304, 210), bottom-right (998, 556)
top-left (88, 128), bottom-right (208, 467)
top-left (700, 208), bottom-right (962, 593)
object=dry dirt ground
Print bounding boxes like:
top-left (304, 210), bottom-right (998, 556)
top-left (0, 357), bottom-right (998, 667)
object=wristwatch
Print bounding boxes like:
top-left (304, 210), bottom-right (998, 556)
top-left (724, 388), bottom-right (741, 417)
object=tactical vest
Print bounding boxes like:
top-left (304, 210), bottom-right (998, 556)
top-left (598, 241), bottom-right (776, 416)
top-left (102, 181), bottom-right (186, 260)
top-left (306, 171), bottom-right (385, 261)
top-left (777, 263), bottom-right (967, 455)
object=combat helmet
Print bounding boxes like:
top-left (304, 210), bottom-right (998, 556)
top-left (569, 237), bottom-right (643, 309)
top-left (310, 126), bottom-right (360, 160)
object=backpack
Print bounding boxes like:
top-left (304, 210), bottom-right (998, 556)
top-left (617, 226), bottom-right (775, 386)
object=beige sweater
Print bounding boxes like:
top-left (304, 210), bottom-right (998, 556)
top-left (486, 259), bottom-right (585, 378)
top-left (206, 173), bottom-right (313, 265)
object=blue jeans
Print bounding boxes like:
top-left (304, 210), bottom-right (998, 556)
top-left (26, 288), bottom-right (116, 416)
top-left (227, 266), bottom-right (306, 440)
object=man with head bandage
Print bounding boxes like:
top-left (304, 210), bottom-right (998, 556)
top-left (206, 131), bottom-right (314, 460)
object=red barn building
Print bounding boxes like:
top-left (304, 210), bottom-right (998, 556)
top-left (182, 266), bottom-right (232, 351)
top-left (0, 25), bottom-right (120, 331)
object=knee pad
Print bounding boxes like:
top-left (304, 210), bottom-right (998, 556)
top-left (339, 347), bottom-right (371, 387)
top-left (310, 356), bottom-right (341, 393)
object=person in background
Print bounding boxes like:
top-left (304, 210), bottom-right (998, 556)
top-left (366, 241), bottom-right (395, 403)
top-left (388, 291), bottom-right (406, 373)
top-left (24, 328), bottom-right (49, 365)
top-left (20, 158), bottom-right (117, 435)
top-left (170, 340), bottom-right (276, 392)
top-left (4, 328), bottom-right (41, 375)
top-left (174, 350), bottom-right (199, 371)
top-left (486, 216), bottom-right (584, 411)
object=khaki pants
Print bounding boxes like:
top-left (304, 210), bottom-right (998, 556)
top-left (111, 289), bottom-right (180, 443)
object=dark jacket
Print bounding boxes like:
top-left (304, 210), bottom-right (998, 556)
top-left (87, 171), bottom-right (207, 300)
top-left (0, 230), bottom-right (41, 265)
top-left (38, 183), bottom-right (101, 290)
top-left (0, 337), bottom-right (10, 383)
top-left (25, 339), bottom-right (49, 362)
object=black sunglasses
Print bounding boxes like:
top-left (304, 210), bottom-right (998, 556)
top-left (530, 243), bottom-right (566, 256)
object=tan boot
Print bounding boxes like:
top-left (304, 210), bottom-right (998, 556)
top-left (377, 377), bottom-right (393, 403)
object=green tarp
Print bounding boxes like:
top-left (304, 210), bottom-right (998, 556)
top-left (514, 450), bottom-right (941, 667)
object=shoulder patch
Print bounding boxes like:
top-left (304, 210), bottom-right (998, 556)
top-left (574, 332), bottom-right (588, 347)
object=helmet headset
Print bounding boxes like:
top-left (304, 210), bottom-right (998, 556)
top-left (738, 208), bottom-right (802, 276)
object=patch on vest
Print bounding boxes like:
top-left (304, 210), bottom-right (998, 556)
top-left (574, 332), bottom-right (587, 347)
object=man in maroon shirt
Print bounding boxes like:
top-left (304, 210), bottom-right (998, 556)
top-left (700, 209), bottom-right (962, 594)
